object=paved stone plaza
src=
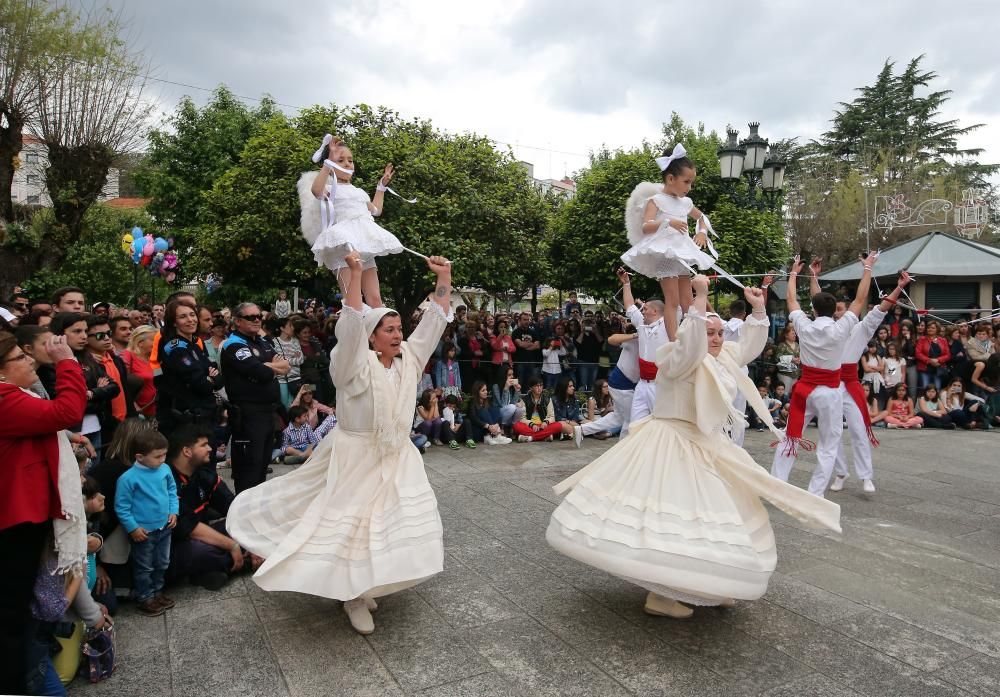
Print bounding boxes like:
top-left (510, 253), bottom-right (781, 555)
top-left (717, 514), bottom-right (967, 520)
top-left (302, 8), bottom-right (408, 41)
top-left (70, 428), bottom-right (1000, 697)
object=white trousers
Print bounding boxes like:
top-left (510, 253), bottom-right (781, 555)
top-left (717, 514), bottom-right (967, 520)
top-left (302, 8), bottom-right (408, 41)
top-left (582, 387), bottom-right (633, 437)
top-left (630, 380), bottom-right (656, 427)
top-left (770, 386), bottom-right (844, 498)
top-left (833, 386), bottom-right (874, 481)
top-left (730, 393), bottom-right (748, 447)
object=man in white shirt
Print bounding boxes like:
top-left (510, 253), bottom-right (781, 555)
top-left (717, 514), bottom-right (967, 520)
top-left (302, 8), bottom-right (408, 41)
top-left (822, 268), bottom-right (912, 494)
top-left (582, 327), bottom-right (638, 438)
top-left (617, 268), bottom-right (670, 427)
top-left (771, 252), bottom-right (877, 497)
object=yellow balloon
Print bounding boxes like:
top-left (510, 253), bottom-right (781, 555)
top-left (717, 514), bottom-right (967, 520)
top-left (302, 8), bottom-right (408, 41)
top-left (123, 233), bottom-right (133, 243)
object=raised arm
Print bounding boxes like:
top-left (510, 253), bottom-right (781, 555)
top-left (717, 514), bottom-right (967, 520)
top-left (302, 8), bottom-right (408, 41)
top-left (369, 163), bottom-right (393, 216)
top-left (809, 258), bottom-right (822, 297)
top-left (342, 252), bottom-right (364, 312)
top-left (733, 286), bottom-right (769, 366)
top-left (406, 256), bottom-right (456, 368)
top-left (786, 255), bottom-right (805, 314)
top-left (617, 267), bottom-right (636, 316)
top-left (849, 251), bottom-right (880, 319)
top-left (656, 275), bottom-right (709, 377)
top-left (310, 136), bottom-right (344, 199)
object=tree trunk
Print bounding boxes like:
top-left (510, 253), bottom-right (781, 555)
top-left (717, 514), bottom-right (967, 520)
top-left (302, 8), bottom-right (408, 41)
top-left (0, 109), bottom-right (25, 222)
top-left (45, 142), bottom-right (115, 244)
top-left (0, 246), bottom-right (47, 299)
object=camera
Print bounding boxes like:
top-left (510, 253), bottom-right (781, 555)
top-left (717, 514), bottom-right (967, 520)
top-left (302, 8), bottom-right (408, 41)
top-left (552, 339), bottom-right (562, 347)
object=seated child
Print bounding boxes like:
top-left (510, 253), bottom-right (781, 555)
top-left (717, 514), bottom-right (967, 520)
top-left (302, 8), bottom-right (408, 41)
top-left (281, 405), bottom-right (320, 464)
top-left (442, 393), bottom-right (476, 450)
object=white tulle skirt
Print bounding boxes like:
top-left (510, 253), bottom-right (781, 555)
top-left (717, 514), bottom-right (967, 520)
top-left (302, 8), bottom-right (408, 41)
top-left (311, 216), bottom-right (404, 271)
top-left (227, 427), bottom-right (443, 601)
top-left (546, 416), bottom-right (840, 605)
top-left (620, 229), bottom-right (716, 279)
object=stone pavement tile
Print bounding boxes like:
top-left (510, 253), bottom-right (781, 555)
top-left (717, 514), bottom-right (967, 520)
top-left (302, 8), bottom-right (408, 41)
top-left (414, 672), bottom-right (520, 696)
top-left (466, 480), bottom-right (556, 513)
top-left (774, 545), bottom-right (826, 574)
top-left (775, 623), bottom-right (975, 697)
top-left (165, 574), bottom-right (248, 606)
top-left (365, 592), bottom-right (491, 692)
top-left (646, 611), bottom-right (812, 691)
top-left (933, 654), bottom-right (1000, 697)
top-left (918, 472), bottom-right (1000, 505)
top-left (246, 581), bottom-right (341, 623)
top-left (757, 672), bottom-right (864, 697)
top-left (505, 476), bottom-right (565, 505)
top-left (166, 594), bottom-right (258, 637)
top-left (763, 573), bottom-right (867, 624)
top-left (463, 615), bottom-right (631, 697)
top-left (575, 627), bottom-right (735, 697)
top-left (170, 624), bottom-right (289, 697)
top-left (68, 646), bottom-right (171, 697)
top-left (914, 577), bottom-right (1000, 623)
top-left (792, 563), bottom-right (1000, 659)
top-left (929, 493), bottom-right (1000, 517)
top-left (722, 599), bottom-right (825, 652)
top-left (850, 505), bottom-right (983, 537)
top-left (417, 575), bottom-right (526, 629)
top-left (904, 501), bottom-right (1000, 533)
top-left (530, 593), bottom-right (637, 649)
top-left (857, 522), bottom-right (1000, 571)
top-left (449, 539), bottom-right (568, 595)
top-left (834, 612), bottom-right (978, 672)
top-left (266, 612), bottom-right (404, 697)
top-left (839, 524), bottom-right (1000, 592)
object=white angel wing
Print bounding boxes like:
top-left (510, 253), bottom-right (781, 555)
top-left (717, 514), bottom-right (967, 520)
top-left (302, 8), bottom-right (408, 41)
top-left (297, 171), bottom-right (323, 246)
top-left (624, 182), bottom-right (664, 247)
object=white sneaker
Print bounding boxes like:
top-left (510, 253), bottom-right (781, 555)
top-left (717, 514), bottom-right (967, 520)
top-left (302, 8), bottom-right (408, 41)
top-left (573, 425), bottom-right (583, 449)
top-left (343, 598), bottom-right (375, 634)
top-left (862, 479), bottom-right (876, 493)
top-left (829, 475), bottom-right (847, 492)
top-left (517, 435), bottom-right (533, 443)
top-left (496, 435), bottom-right (512, 445)
top-left (485, 435), bottom-right (499, 445)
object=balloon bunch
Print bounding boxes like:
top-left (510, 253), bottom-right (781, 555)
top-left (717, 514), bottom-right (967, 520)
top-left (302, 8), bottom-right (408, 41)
top-left (121, 227), bottom-right (182, 284)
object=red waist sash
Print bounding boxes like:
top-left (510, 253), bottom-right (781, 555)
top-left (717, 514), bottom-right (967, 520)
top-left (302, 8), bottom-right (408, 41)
top-left (840, 363), bottom-right (879, 447)
top-left (780, 365), bottom-right (841, 455)
top-left (638, 358), bottom-right (658, 381)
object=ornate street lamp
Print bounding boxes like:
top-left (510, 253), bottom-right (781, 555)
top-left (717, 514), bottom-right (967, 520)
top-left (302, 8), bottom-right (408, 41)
top-left (717, 121), bottom-right (786, 210)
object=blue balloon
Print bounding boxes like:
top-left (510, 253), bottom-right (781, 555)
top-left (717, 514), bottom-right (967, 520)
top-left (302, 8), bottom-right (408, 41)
top-left (153, 237), bottom-right (169, 253)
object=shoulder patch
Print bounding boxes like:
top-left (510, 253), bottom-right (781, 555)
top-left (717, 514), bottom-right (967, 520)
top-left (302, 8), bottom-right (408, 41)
top-left (235, 347), bottom-right (253, 360)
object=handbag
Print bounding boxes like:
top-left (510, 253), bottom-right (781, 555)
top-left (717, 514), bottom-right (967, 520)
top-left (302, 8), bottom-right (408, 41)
top-left (79, 623), bottom-right (118, 683)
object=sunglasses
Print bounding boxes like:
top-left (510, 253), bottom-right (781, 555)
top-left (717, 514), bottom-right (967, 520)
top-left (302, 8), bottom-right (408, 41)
top-left (239, 314), bottom-right (263, 322)
top-left (87, 331), bottom-right (111, 340)
top-left (13, 302), bottom-right (29, 309)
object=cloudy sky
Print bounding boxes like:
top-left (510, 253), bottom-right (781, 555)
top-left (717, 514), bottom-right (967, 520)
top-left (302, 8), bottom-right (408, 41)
top-left (90, 0), bottom-right (998, 181)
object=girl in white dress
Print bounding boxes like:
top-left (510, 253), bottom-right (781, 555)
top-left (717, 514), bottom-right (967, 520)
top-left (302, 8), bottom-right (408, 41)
top-left (302, 135), bottom-right (404, 308)
top-left (227, 251), bottom-right (454, 635)
top-left (621, 145), bottom-right (716, 342)
top-left (546, 276), bottom-right (840, 618)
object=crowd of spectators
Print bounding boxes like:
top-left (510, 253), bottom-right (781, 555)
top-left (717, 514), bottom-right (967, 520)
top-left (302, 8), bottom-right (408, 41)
top-left (2, 280), bottom-right (999, 694)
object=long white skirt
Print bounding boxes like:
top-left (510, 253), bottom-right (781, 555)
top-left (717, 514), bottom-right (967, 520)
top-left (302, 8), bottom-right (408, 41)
top-left (227, 427), bottom-right (443, 601)
top-left (621, 229), bottom-right (716, 279)
top-left (311, 217), bottom-right (404, 271)
top-left (546, 416), bottom-right (840, 605)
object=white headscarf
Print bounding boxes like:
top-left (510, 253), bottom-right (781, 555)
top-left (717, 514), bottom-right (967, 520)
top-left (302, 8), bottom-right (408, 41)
top-left (363, 307), bottom-right (399, 338)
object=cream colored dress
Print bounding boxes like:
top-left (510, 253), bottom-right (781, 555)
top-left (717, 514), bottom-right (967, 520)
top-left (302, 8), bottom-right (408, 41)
top-left (546, 311), bottom-right (841, 606)
top-left (227, 303), bottom-right (450, 601)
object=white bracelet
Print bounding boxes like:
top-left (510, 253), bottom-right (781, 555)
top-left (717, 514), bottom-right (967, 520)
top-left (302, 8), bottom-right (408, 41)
top-left (376, 182), bottom-right (387, 192)
top-left (864, 265), bottom-right (873, 271)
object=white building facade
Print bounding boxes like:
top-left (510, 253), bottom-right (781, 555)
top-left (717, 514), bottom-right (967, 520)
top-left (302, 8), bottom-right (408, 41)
top-left (11, 134), bottom-right (119, 206)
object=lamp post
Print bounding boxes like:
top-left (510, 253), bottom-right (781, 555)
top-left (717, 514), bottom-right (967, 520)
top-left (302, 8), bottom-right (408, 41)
top-left (717, 122), bottom-right (786, 210)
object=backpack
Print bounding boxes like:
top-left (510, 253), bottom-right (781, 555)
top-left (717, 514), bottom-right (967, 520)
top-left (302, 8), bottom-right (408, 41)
top-left (79, 624), bottom-right (118, 683)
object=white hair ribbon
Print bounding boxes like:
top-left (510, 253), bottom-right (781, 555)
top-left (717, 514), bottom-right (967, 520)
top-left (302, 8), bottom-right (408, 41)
top-left (323, 159), bottom-right (355, 177)
top-left (312, 134), bottom-right (333, 163)
top-left (655, 144), bottom-right (687, 172)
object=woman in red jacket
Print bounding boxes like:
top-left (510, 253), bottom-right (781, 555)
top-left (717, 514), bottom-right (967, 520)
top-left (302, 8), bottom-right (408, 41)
top-left (915, 320), bottom-right (951, 390)
top-left (0, 331), bottom-right (87, 694)
top-left (489, 318), bottom-right (517, 386)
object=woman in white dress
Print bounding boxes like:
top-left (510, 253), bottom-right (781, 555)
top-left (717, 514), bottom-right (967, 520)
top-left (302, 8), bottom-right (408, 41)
top-left (300, 135), bottom-right (404, 308)
top-left (227, 252), bottom-right (454, 635)
top-left (546, 275), bottom-right (841, 618)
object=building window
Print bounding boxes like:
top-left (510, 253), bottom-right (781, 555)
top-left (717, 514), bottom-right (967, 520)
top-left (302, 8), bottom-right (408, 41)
top-left (27, 195), bottom-right (40, 204)
top-left (25, 152), bottom-right (39, 163)
top-left (26, 174), bottom-right (38, 184)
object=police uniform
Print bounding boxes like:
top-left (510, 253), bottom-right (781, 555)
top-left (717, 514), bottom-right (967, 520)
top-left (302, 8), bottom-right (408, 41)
top-left (221, 331), bottom-right (280, 493)
top-left (155, 336), bottom-right (219, 437)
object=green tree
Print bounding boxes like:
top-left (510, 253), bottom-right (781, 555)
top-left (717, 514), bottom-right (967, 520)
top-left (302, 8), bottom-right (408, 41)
top-left (187, 103), bottom-right (551, 320)
top-left (709, 199), bottom-right (789, 276)
top-left (135, 87), bottom-right (277, 231)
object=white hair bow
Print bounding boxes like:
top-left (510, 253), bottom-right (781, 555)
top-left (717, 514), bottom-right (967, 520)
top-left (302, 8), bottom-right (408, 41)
top-left (655, 144), bottom-right (687, 172)
top-left (312, 134), bottom-right (334, 163)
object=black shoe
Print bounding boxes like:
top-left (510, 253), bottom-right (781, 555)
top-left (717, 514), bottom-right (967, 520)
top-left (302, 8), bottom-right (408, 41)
top-left (266, 466), bottom-right (274, 474)
top-left (193, 571), bottom-right (229, 591)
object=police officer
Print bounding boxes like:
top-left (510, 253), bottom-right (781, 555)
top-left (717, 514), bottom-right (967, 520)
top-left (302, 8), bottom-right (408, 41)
top-left (221, 303), bottom-right (290, 493)
top-left (155, 300), bottom-right (221, 440)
